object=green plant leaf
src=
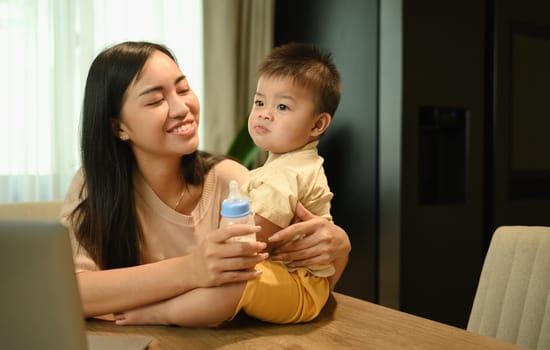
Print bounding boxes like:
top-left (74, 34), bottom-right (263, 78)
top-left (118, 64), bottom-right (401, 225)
top-left (227, 122), bottom-right (260, 169)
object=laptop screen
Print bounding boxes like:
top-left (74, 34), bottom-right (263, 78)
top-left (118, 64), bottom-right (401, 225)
top-left (0, 219), bottom-right (88, 349)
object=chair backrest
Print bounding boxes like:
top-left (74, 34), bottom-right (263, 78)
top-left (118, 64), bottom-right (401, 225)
top-left (467, 226), bottom-right (550, 349)
top-left (0, 201), bottom-right (63, 220)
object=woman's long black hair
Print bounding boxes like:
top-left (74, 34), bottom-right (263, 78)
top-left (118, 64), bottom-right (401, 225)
top-left (71, 41), bottom-right (223, 269)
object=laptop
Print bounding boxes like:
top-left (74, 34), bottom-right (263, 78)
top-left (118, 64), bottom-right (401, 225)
top-left (0, 219), bottom-right (152, 350)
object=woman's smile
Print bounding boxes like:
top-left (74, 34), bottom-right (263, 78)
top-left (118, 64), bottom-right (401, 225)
top-left (168, 120), bottom-right (196, 137)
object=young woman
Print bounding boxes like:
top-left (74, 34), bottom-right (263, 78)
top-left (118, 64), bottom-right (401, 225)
top-left (61, 41), bottom-right (351, 323)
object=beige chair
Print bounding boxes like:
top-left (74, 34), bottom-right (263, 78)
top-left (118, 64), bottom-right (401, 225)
top-left (467, 226), bottom-right (550, 349)
top-left (0, 201), bottom-right (63, 220)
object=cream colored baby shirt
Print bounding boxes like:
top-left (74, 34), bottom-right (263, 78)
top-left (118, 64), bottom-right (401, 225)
top-left (241, 141), bottom-right (335, 277)
top-left (242, 140), bottom-right (333, 228)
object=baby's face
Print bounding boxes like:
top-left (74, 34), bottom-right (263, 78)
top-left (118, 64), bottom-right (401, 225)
top-left (248, 76), bottom-right (319, 154)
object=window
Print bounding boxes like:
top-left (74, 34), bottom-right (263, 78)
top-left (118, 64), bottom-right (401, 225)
top-left (0, 0), bottom-right (203, 203)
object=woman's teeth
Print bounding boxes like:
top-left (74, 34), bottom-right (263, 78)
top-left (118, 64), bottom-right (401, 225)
top-left (172, 124), bottom-right (190, 133)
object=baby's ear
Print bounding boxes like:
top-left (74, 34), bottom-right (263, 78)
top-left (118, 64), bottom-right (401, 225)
top-left (311, 113), bottom-right (332, 137)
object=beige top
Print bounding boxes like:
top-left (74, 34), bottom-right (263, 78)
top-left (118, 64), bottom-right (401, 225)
top-left (60, 159), bottom-right (248, 272)
top-left (241, 141), bottom-right (335, 277)
top-left (242, 140), bottom-right (333, 228)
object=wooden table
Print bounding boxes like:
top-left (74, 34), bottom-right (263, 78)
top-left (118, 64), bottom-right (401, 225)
top-left (87, 292), bottom-right (526, 349)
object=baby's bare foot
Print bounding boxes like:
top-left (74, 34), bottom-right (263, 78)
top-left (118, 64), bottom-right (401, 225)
top-left (114, 307), bottom-right (163, 326)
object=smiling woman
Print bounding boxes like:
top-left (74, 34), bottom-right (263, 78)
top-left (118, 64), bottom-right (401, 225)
top-left (0, 0), bottom-right (203, 203)
top-left (115, 50), bottom-right (201, 162)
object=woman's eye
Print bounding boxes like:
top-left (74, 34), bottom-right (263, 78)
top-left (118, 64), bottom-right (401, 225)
top-left (178, 89), bottom-right (190, 95)
top-left (147, 99), bottom-right (164, 106)
top-left (277, 104), bottom-right (289, 111)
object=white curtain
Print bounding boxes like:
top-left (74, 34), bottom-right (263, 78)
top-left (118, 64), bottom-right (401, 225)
top-left (0, 0), bottom-right (203, 203)
top-left (202, 0), bottom-right (274, 155)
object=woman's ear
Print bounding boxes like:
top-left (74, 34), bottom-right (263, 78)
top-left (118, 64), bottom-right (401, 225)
top-left (111, 119), bottom-right (129, 141)
top-left (311, 113), bottom-right (332, 137)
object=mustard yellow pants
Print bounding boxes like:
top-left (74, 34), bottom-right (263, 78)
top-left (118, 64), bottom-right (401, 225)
top-left (233, 260), bottom-right (330, 323)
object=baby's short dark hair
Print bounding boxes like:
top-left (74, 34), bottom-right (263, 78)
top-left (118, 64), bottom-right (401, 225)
top-left (258, 42), bottom-right (342, 118)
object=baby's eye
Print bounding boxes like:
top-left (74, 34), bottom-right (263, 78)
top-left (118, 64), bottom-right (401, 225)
top-left (254, 100), bottom-right (264, 107)
top-left (277, 104), bottom-right (289, 111)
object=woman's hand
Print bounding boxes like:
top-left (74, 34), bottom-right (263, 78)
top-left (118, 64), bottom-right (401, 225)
top-left (269, 203), bottom-right (350, 267)
top-left (268, 203), bottom-right (351, 289)
top-left (189, 224), bottom-right (268, 288)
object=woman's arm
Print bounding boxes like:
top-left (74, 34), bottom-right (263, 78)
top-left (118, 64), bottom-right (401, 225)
top-left (267, 203), bottom-right (351, 290)
top-left (63, 162), bottom-right (266, 318)
top-left (78, 224), bottom-right (266, 317)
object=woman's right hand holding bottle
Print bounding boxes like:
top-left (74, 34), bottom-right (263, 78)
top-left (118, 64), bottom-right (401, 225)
top-left (189, 224), bottom-right (266, 288)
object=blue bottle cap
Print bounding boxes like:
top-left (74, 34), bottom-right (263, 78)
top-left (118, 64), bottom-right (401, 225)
top-left (221, 180), bottom-right (251, 218)
top-left (221, 198), bottom-right (251, 218)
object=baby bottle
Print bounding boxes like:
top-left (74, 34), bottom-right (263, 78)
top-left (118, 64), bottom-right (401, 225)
top-left (220, 180), bottom-right (256, 242)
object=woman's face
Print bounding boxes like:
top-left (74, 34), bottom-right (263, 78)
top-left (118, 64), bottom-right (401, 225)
top-left (117, 50), bottom-right (200, 163)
